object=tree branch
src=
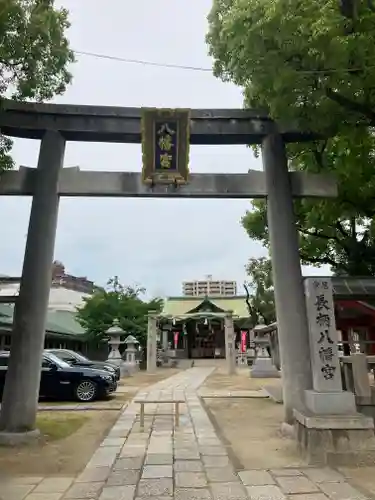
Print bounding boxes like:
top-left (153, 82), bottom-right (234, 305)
top-left (342, 196), bottom-right (375, 218)
top-left (298, 224), bottom-right (353, 252)
top-left (243, 283), bottom-right (254, 318)
top-left (300, 252), bottom-right (339, 268)
top-left (360, 229), bottom-right (370, 244)
top-left (260, 312), bottom-right (268, 324)
top-left (298, 227), bottom-right (335, 241)
top-left (0, 58), bottom-right (25, 70)
top-left (312, 149), bottom-right (324, 169)
top-left (326, 88), bottom-right (375, 123)
top-left (335, 221), bottom-right (350, 238)
top-left (311, 139), bottom-right (329, 168)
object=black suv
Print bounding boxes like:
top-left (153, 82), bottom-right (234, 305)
top-left (0, 351), bottom-right (117, 402)
top-left (45, 349), bottom-right (121, 381)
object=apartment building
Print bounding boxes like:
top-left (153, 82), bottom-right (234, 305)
top-left (182, 275), bottom-right (237, 297)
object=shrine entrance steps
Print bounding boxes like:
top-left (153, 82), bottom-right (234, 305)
top-left (178, 358), bottom-right (227, 369)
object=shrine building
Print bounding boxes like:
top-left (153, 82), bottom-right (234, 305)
top-left (159, 295), bottom-right (251, 359)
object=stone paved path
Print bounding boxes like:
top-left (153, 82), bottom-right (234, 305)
top-left (0, 368), bottom-right (372, 500)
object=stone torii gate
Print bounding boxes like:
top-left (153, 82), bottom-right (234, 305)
top-left (0, 100), bottom-right (336, 439)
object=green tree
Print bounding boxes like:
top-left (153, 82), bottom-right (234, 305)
top-left (207, 0), bottom-right (375, 275)
top-left (76, 276), bottom-right (163, 347)
top-left (0, 0), bottom-right (75, 171)
top-left (244, 257), bottom-right (275, 326)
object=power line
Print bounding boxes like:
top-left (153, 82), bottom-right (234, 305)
top-left (74, 50), bottom-right (212, 72)
top-left (74, 49), bottom-right (375, 75)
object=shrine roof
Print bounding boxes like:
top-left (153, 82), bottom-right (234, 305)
top-left (47, 309), bottom-right (86, 336)
top-left (161, 295), bottom-right (249, 318)
top-left (309, 277), bottom-right (375, 300)
top-left (0, 304), bottom-right (85, 338)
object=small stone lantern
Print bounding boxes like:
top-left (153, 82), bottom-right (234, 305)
top-left (253, 323), bottom-right (270, 358)
top-left (106, 321), bottom-right (125, 366)
top-left (124, 335), bottom-right (139, 362)
top-left (123, 334), bottom-right (140, 374)
top-left (250, 323), bottom-right (280, 378)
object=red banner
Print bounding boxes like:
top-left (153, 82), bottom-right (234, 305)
top-left (241, 331), bottom-right (247, 353)
top-left (173, 331), bottom-right (179, 349)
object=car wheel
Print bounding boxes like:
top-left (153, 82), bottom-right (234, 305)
top-left (75, 380), bottom-right (97, 402)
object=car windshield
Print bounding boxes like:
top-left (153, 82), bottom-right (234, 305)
top-left (70, 351), bottom-right (89, 362)
top-left (45, 353), bottom-right (71, 368)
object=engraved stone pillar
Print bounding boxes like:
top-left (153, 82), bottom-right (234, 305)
top-left (147, 312), bottom-right (157, 373)
top-left (0, 131), bottom-right (65, 435)
top-left (304, 278), bottom-right (355, 414)
top-left (224, 312), bottom-right (236, 375)
top-left (295, 278), bottom-right (373, 465)
top-left (262, 134), bottom-right (312, 423)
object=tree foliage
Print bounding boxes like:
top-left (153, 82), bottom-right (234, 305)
top-left (207, 0), bottom-right (375, 275)
top-left (0, 0), bottom-right (75, 171)
top-left (244, 257), bottom-right (275, 326)
top-left (76, 277), bottom-right (163, 347)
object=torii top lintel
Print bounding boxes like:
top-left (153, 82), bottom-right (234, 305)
top-left (0, 100), bottom-right (320, 145)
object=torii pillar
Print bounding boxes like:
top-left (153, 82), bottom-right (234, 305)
top-left (224, 312), bottom-right (236, 375)
top-left (0, 131), bottom-right (65, 438)
top-left (262, 133), bottom-right (313, 424)
top-left (147, 312), bottom-right (158, 373)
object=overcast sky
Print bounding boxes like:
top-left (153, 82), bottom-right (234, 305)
top-left (0, 0), bottom-right (330, 297)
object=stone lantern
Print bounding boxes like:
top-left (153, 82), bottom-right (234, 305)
top-left (253, 323), bottom-right (269, 357)
top-left (106, 321), bottom-right (125, 366)
top-left (123, 334), bottom-right (140, 374)
top-left (250, 323), bottom-right (280, 378)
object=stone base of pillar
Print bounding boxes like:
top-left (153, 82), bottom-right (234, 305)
top-left (293, 408), bottom-right (375, 466)
top-left (250, 355), bottom-right (280, 379)
top-left (0, 429), bottom-right (40, 446)
top-left (305, 389), bottom-right (356, 414)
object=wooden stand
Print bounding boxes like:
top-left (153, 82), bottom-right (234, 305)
top-left (134, 398), bottom-right (184, 430)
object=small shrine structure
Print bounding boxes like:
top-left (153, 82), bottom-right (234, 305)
top-left (158, 295), bottom-right (251, 359)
